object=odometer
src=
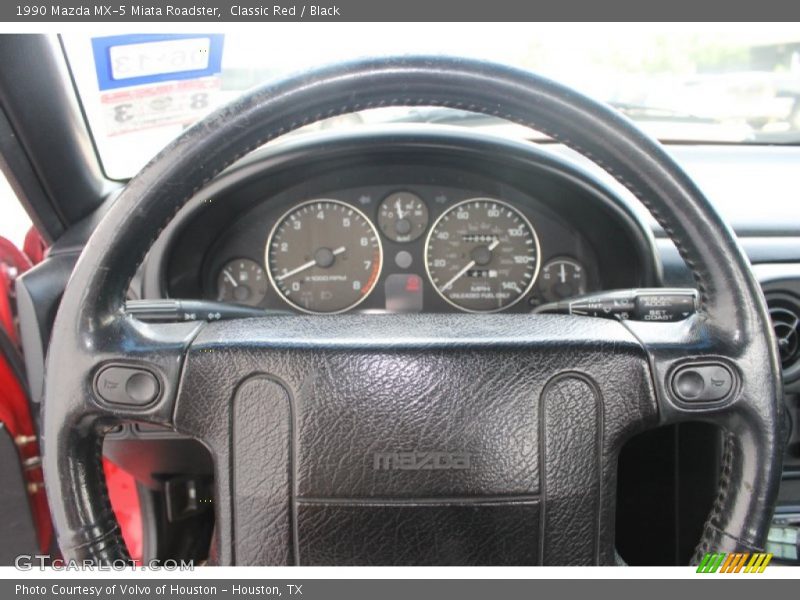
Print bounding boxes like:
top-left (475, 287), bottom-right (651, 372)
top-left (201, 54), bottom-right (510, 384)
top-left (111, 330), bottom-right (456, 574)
top-left (266, 199), bottom-right (382, 314)
top-left (425, 198), bottom-right (540, 312)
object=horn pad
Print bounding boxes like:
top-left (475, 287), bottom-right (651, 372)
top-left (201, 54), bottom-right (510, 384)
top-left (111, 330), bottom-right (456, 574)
top-left (173, 315), bottom-right (657, 565)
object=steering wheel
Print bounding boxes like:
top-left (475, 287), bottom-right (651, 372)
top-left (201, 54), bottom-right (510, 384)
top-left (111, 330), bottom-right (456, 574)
top-left (42, 57), bottom-right (783, 565)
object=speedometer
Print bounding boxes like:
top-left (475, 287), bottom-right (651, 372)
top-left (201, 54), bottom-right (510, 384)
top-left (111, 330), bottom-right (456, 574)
top-left (266, 199), bottom-right (383, 314)
top-left (425, 198), bottom-right (540, 312)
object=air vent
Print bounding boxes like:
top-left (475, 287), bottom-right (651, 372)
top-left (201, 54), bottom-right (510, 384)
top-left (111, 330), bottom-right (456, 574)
top-left (766, 294), bottom-right (800, 371)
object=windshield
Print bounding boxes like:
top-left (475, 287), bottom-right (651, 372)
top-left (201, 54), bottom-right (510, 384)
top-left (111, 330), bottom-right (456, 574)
top-left (61, 23), bottom-right (800, 179)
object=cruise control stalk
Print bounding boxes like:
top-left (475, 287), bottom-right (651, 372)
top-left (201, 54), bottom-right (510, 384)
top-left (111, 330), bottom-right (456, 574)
top-left (532, 288), bottom-right (698, 322)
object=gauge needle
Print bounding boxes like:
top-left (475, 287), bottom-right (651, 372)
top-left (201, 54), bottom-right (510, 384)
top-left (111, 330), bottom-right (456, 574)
top-left (276, 246), bottom-right (346, 281)
top-left (395, 199), bottom-right (405, 219)
top-left (559, 263), bottom-right (566, 284)
top-left (440, 239), bottom-right (499, 292)
top-left (223, 269), bottom-right (239, 287)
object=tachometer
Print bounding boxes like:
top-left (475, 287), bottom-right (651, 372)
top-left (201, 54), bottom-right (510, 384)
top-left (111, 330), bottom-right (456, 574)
top-left (425, 198), bottom-right (540, 312)
top-left (266, 199), bottom-right (382, 314)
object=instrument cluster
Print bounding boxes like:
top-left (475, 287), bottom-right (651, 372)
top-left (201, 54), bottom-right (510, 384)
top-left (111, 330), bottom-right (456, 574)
top-left (206, 184), bottom-right (598, 315)
top-left (153, 131), bottom-right (656, 319)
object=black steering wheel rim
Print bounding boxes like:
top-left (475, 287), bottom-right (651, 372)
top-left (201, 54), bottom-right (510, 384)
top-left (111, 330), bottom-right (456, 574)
top-left (42, 56), bottom-right (783, 565)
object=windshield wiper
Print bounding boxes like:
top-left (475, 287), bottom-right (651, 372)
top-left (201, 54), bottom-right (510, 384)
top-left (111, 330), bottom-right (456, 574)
top-left (388, 103), bottom-right (722, 127)
top-left (386, 107), bottom-right (509, 126)
top-left (607, 101), bottom-right (718, 123)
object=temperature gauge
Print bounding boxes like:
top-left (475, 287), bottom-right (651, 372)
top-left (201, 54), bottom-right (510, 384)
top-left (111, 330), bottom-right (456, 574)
top-left (539, 258), bottom-right (587, 302)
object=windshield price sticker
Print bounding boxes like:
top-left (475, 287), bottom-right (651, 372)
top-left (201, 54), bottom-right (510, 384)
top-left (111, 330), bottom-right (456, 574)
top-left (108, 37), bottom-right (212, 81)
top-left (90, 34), bottom-right (225, 136)
top-left (100, 77), bottom-right (220, 136)
top-left (92, 34), bottom-right (224, 90)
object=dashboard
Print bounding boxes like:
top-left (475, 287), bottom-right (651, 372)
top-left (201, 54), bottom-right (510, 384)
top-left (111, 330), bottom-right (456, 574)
top-left (143, 127), bottom-right (659, 314)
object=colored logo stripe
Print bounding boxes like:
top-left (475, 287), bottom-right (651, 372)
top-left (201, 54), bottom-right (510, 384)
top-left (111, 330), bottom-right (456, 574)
top-left (745, 552), bottom-right (773, 573)
top-left (696, 552), bottom-right (773, 573)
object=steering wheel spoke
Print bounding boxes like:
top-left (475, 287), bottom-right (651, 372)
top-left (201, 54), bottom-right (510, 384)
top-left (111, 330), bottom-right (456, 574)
top-left (621, 314), bottom-right (741, 425)
top-left (624, 312), bottom-right (784, 556)
top-left (83, 317), bottom-right (201, 428)
top-left (42, 315), bottom-right (201, 560)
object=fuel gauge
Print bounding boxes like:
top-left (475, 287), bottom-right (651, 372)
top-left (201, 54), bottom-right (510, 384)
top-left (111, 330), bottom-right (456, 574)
top-left (216, 258), bottom-right (268, 307)
top-left (539, 258), bottom-right (587, 302)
